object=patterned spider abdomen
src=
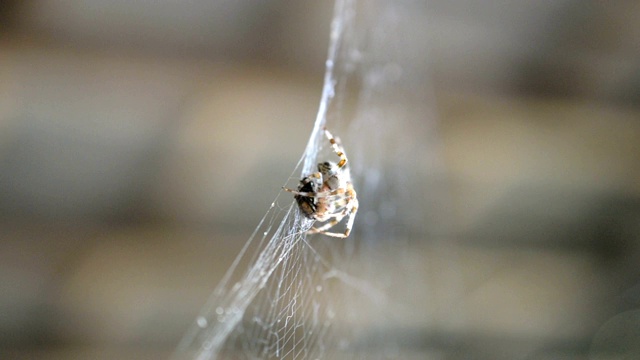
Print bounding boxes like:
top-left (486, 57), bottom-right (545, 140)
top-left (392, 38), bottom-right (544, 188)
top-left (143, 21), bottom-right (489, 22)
top-left (294, 175), bottom-right (321, 219)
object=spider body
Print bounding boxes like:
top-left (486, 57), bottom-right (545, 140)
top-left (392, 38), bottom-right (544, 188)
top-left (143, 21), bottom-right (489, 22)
top-left (294, 173), bottom-right (321, 218)
top-left (285, 128), bottom-right (358, 238)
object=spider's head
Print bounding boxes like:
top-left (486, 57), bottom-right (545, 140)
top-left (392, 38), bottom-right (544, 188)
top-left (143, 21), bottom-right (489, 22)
top-left (318, 161), bottom-right (338, 177)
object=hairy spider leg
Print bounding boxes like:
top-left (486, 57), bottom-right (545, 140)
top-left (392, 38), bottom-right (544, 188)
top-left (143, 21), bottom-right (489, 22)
top-left (282, 172), bottom-right (321, 195)
top-left (324, 193), bottom-right (354, 212)
top-left (313, 197), bottom-right (349, 220)
top-left (283, 128), bottom-right (348, 195)
top-left (283, 128), bottom-right (348, 196)
top-left (309, 186), bottom-right (357, 238)
top-left (323, 127), bottom-right (348, 169)
top-left (311, 200), bottom-right (351, 223)
top-left (282, 186), bottom-right (346, 199)
top-left (314, 186), bottom-right (354, 214)
top-left (308, 212), bottom-right (347, 235)
top-left (310, 201), bottom-right (358, 238)
top-left (342, 200), bottom-right (358, 237)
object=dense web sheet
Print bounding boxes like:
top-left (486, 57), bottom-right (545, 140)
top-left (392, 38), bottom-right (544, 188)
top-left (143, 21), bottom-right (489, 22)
top-left (173, 1), bottom-right (447, 359)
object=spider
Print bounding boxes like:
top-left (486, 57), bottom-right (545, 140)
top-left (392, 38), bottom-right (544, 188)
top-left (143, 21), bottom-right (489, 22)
top-left (284, 127), bottom-right (358, 238)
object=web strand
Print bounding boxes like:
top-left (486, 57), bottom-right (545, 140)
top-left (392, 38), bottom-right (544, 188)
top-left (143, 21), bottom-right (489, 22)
top-left (173, 0), bottom-right (442, 359)
top-left (173, 2), bottom-right (356, 358)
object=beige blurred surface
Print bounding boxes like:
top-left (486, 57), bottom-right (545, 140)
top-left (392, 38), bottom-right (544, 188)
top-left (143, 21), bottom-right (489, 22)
top-left (1, 1), bottom-right (639, 359)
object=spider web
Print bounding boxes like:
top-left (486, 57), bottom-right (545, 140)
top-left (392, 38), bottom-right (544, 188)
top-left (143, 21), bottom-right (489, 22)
top-left (173, 1), bottom-right (449, 359)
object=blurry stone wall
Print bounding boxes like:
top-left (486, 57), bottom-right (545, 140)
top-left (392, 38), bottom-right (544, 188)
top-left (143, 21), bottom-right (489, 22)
top-left (0, 1), bottom-right (638, 359)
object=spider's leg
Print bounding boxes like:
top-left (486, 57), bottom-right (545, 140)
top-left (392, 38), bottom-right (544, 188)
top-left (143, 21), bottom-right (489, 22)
top-left (342, 199), bottom-right (358, 238)
top-left (283, 172), bottom-right (322, 194)
top-left (283, 187), bottom-right (346, 199)
top-left (321, 185), bottom-right (354, 210)
top-left (313, 195), bottom-right (358, 238)
top-left (322, 194), bottom-right (353, 214)
top-left (312, 206), bottom-right (347, 222)
top-left (282, 187), bottom-right (306, 194)
top-left (324, 127), bottom-right (348, 169)
top-left (308, 212), bottom-right (347, 235)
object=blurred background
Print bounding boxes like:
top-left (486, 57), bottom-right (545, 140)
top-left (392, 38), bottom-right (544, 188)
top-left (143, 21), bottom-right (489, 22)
top-left (1, 1), bottom-right (639, 359)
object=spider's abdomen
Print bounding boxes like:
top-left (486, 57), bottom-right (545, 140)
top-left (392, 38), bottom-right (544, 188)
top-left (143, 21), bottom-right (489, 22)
top-left (295, 176), bottom-right (320, 218)
top-left (295, 197), bottom-right (316, 218)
